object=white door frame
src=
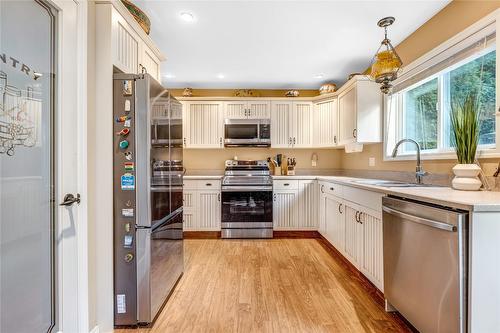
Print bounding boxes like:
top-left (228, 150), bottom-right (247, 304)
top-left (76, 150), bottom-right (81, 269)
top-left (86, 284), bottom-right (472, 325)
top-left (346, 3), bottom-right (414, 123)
top-left (47, 0), bottom-right (89, 332)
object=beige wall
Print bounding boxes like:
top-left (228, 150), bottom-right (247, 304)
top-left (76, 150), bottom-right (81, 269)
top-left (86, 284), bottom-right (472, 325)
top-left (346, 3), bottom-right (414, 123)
top-left (183, 148), bottom-right (342, 171)
top-left (341, 0), bottom-right (500, 175)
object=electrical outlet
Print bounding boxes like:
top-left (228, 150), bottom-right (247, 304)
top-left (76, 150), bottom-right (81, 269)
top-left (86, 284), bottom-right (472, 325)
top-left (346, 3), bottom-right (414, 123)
top-left (311, 160), bottom-right (317, 167)
top-left (368, 157), bottom-right (376, 167)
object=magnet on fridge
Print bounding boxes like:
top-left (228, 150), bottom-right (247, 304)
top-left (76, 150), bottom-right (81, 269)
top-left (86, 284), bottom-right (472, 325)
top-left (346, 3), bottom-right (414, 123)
top-left (123, 80), bottom-right (133, 96)
top-left (116, 128), bottom-right (130, 136)
top-left (124, 151), bottom-right (133, 161)
top-left (121, 208), bottom-right (134, 217)
top-left (124, 162), bottom-right (134, 171)
top-left (116, 115), bottom-right (130, 123)
top-left (124, 99), bottom-right (131, 112)
top-left (119, 140), bottom-right (129, 149)
top-left (124, 119), bottom-right (131, 128)
top-left (121, 173), bottom-right (135, 190)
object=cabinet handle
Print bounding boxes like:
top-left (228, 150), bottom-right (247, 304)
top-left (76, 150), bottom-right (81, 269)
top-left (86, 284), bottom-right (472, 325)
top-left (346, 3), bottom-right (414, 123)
top-left (206, 183), bottom-right (212, 186)
top-left (334, 135), bottom-right (337, 144)
top-left (330, 187), bottom-right (334, 191)
top-left (183, 137), bottom-right (186, 146)
top-left (273, 194), bottom-right (276, 201)
top-left (219, 137), bottom-right (223, 146)
top-left (218, 193), bottom-right (221, 201)
top-left (288, 137), bottom-right (292, 145)
top-left (355, 211), bottom-right (360, 223)
top-left (338, 203), bottom-right (343, 214)
top-left (352, 128), bottom-right (357, 139)
top-left (359, 212), bottom-right (363, 224)
top-left (320, 185), bottom-right (324, 193)
top-left (293, 137), bottom-right (296, 144)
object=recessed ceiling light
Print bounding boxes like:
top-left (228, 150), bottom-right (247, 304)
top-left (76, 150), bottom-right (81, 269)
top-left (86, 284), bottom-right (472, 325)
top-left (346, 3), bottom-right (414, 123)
top-left (314, 73), bottom-right (324, 79)
top-left (216, 73), bottom-right (225, 79)
top-left (180, 12), bottom-right (195, 22)
top-left (163, 73), bottom-right (175, 79)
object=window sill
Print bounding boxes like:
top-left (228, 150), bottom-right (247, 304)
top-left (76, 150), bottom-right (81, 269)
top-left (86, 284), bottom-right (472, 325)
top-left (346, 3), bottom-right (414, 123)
top-left (383, 148), bottom-right (500, 162)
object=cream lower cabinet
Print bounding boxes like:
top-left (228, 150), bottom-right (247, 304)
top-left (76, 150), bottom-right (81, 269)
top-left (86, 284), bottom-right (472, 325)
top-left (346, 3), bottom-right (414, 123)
top-left (319, 181), bottom-right (384, 291)
top-left (273, 179), bottom-right (317, 230)
top-left (183, 179), bottom-right (221, 231)
top-left (183, 102), bottom-right (224, 148)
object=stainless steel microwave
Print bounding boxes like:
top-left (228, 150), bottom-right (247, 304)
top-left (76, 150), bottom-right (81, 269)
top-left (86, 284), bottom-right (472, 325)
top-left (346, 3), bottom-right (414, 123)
top-left (224, 119), bottom-right (271, 147)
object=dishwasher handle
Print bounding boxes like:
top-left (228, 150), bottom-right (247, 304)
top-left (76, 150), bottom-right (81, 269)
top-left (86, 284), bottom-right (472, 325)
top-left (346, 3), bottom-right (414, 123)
top-left (383, 206), bottom-right (457, 232)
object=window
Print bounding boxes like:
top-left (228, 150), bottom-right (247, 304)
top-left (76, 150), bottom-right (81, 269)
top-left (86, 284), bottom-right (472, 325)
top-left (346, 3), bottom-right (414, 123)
top-left (385, 23), bottom-right (499, 159)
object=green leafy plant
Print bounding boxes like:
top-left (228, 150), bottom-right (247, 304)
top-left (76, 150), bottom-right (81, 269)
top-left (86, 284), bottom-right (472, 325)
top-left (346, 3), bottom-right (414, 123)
top-left (450, 91), bottom-right (481, 164)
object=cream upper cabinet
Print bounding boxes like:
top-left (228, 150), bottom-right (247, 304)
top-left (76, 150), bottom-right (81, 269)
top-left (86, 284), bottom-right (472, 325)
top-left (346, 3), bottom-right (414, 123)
top-left (111, 7), bottom-right (140, 74)
top-left (183, 101), bottom-right (224, 148)
top-left (224, 101), bottom-right (270, 119)
top-left (107, 3), bottom-right (163, 81)
top-left (292, 102), bottom-right (313, 147)
top-left (139, 45), bottom-right (161, 82)
top-left (313, 98), bottom-right (338, 147)
top-left (247, 101), bottom-right (271, 118)
top-left (271, 101), bottom-right (293, 148)
top-left (337, 77), bottom-right (382, 145)
top-left (271, 101), bottom-right (312, 148)
top-left (338, 86), bottom-right (357, 145)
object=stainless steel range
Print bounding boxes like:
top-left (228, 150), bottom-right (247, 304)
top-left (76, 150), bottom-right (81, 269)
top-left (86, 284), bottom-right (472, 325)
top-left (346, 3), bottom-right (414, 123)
top-left (221, 160), bottom-right (273, 238)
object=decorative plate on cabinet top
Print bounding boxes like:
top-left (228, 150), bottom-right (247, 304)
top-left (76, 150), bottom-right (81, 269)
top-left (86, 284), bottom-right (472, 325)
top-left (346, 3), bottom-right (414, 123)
top-left (121, 0), bottom-right (151, 35)
top-left (233, 89), bottom-right (260, 97)
top-left (319, 83), bottom-right (337, 95)
top-left (285, 90), bottom-right (299, 97)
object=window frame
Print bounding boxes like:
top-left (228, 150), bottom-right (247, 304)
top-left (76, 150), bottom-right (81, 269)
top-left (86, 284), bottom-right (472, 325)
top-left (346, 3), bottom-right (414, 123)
top-left (384, 9), bottom-right (500, 161)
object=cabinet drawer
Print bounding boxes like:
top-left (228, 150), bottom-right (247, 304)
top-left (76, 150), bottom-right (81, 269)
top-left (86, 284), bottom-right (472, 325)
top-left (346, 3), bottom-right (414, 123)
top-left (197, 179), bottom-right (221, 190)
top-left (273, 179), bottom-right (299, 190)
top-left (183, 180), bottom-right (198, 190)
top-left (321, 182), bottom-right (343, 197)
top-left (343, 186), bottom-right (383, 212)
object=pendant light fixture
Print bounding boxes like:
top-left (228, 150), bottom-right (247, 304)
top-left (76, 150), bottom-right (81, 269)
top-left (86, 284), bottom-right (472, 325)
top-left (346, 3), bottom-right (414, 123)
top-left (370, 17), bottom-right (403, 94)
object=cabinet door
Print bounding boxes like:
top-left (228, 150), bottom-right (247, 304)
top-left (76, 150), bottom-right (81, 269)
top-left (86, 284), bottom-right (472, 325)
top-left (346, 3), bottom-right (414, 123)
top-left (318, 184), bottom-right (327, 236)
top-left (185, 102), bottom-right (223, 148)
top-left (271, 102), bottom-right (292, 148)
top-left (338, 86), bottom-right (357, 145)
top-left (313, 99), bottom-right (338, 147)
top-left (224, 101), bottom-right (248, 119)
top-left (139, 44), bottom-right (161, 81)
top-left (198, 191), bottom-right (221, 231)
top-left (298, 180), bottom-right (317, 230)
top-left (343, 203), bottom-right (363, 268)
top-left (248, 101), bottom-right (270, 118)
top-left (325, 194), bottom-right (344, 253)
top-left (292, 102), bottom-right (313, 147)
top-left (272, 190), bottom-right (298, 230)
top-left (359, 208), bottom-right (384, 291)
top-left (182, 190), bottom-right (198, 231)
top-left (111, 8), bottom-right (140, 74)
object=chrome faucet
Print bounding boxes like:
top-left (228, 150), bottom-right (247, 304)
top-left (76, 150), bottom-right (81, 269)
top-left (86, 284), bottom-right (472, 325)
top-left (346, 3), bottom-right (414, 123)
top-left (392, 139), bottom-right (428, 184)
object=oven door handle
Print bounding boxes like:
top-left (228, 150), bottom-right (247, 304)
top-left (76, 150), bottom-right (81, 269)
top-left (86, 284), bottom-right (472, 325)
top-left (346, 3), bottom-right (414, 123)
top-left (222, 186), bottom-right (273, 192)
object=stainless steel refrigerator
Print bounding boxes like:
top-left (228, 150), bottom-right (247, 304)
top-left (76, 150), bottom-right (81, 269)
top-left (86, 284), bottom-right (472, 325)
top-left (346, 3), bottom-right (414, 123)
top-left (113, 73), bottom-right (183, 326)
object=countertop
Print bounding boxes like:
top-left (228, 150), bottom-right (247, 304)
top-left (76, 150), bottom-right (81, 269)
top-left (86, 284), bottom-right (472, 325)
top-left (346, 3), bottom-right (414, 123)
top-left (183, 173), bottom-right (500, 212)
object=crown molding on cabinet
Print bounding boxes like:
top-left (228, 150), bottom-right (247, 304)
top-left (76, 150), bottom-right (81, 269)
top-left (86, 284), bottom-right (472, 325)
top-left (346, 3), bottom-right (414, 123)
top-left (96, 0), bottom-right (166, 61)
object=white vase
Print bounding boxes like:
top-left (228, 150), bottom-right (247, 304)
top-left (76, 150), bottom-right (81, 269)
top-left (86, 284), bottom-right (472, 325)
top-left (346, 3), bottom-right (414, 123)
top-left (452, 164), bottom-right (482, 191)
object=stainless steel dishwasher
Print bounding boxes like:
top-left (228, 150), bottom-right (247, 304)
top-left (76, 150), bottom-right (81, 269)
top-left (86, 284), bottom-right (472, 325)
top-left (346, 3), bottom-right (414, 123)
top-left (382, 196), bottom-right (468, 333)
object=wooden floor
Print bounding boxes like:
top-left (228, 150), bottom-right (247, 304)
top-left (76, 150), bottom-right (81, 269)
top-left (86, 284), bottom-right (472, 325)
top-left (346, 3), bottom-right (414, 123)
top-left (115, 238), bottom-right (411, 333)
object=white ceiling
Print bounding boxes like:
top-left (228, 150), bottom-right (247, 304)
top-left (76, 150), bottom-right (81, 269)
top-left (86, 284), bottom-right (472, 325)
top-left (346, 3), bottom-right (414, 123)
top-left (135, 0), bottom-right (450, 89)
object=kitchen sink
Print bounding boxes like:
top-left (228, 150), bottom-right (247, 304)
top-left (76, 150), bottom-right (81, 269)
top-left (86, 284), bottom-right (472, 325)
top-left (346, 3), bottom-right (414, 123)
top-left (351, 179), bottom-right (443, 188)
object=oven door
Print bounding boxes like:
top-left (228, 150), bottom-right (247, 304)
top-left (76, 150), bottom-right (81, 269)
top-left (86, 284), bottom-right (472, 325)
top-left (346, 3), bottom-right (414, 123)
top-left (221, 187), bottom-right (273, 227)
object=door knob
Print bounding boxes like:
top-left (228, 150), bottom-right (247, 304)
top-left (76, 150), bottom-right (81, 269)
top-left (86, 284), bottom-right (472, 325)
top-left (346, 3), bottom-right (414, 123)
top-left (60, 193), bottom-right (81, 206)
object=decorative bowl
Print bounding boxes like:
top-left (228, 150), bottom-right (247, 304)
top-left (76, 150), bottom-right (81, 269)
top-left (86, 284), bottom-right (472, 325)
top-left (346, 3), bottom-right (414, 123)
top-left (233, 89), bottom-right (259, 97)
top-left (285, 90), bottom-right (299, 97)
top-left (182, 88), bottom-right (193, 97)
top-left (319, 83), bottom-right (337, 95)
top-left (121, 0), bottom-right (151, 35)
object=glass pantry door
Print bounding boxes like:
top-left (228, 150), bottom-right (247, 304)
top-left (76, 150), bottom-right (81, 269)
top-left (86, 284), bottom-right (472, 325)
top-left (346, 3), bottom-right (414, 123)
top-left (0, 1), bottom-right (57, 332)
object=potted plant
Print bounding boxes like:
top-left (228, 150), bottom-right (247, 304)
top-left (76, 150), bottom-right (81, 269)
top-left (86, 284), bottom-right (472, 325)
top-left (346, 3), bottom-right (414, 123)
top-left (450, 91), bottom-right (483, 191)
